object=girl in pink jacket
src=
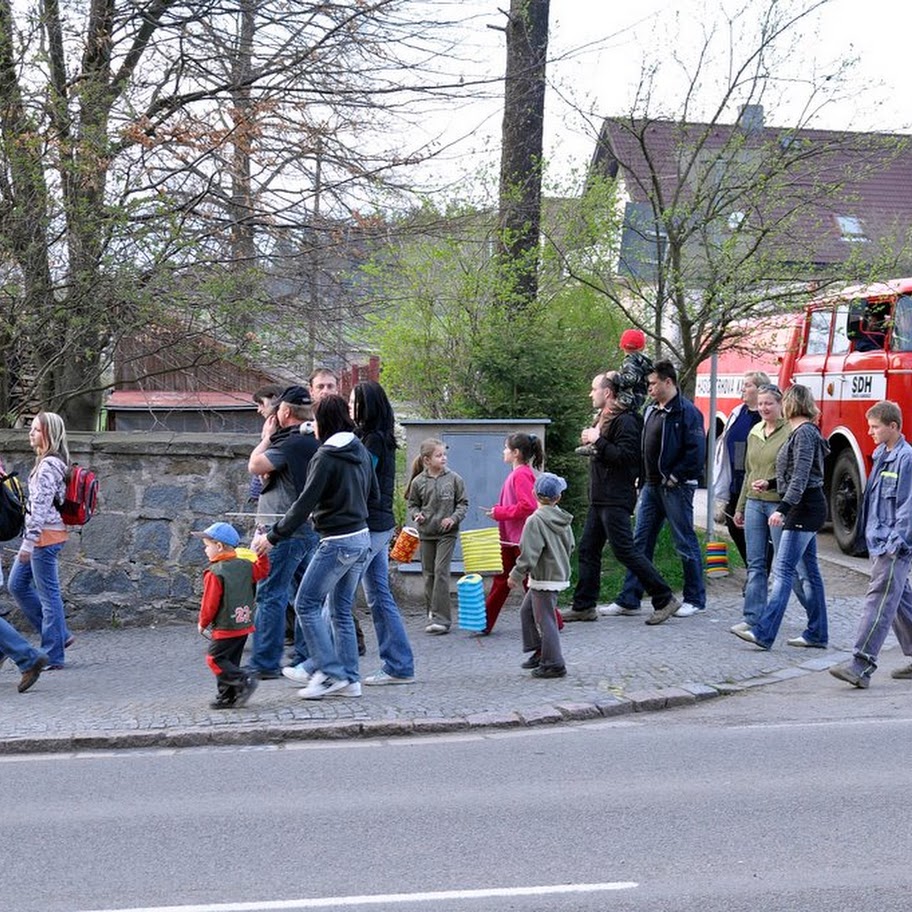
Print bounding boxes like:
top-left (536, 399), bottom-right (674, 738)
top-left (482, 433), bottom-right (543, 633)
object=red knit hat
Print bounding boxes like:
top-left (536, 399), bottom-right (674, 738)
top-left (619, 328), bottom-right (646, 352)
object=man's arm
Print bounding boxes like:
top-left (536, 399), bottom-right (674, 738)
top-left (248, 415), bottom-right (279, 475)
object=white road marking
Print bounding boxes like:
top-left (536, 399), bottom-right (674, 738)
top-left (78, 882), bottom-right (639, 912)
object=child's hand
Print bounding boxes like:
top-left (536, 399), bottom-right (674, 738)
top-left (440, 517), bottom-right (454, 532)
top-left (507, 576), bottom-right (518, 590)
top-left (251, 532), bottom-right (272, 555)
top-left (483, 507), bottom-right (495, 518)
top-left (414, 512), bottom-right (426, 525)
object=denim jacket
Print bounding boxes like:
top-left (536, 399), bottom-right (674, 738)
top-left (863, 435), bottom-right (912, 557)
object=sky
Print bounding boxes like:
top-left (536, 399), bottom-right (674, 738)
top-left (411, 0), bottom-right (912, 196)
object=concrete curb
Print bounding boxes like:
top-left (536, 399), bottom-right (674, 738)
top-left (0, 657), bottom-right (850, 757)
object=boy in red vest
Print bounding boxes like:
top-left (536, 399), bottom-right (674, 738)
top-left (193, 522), bottom-right (269, 709)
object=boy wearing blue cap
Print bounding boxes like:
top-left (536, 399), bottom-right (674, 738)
top-left (507, 473), bottom-right (574, 678)
top-left (192, 522), bottom-right (269, 709)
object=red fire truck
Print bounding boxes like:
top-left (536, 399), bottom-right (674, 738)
top-left (695, 277), bottom-right (912, 553)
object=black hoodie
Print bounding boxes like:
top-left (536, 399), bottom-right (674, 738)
top-left (267, 432), bottom-right (379, 542)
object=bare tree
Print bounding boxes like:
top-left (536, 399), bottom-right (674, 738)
top-left (548, 0), bottom-right (910, 392)
top-left (0, 1), bottom-right (489, 428)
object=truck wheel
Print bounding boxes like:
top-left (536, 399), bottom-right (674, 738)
top-left (830, 449), bottom-right (862, 554)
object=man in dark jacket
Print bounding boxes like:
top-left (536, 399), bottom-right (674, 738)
top-left (609, 360), bottom-right (706, 624)
top-left (246, 385), bottom-right (319, 678)
top-left (563, 373), bottom-right (680, 623)
top-left (253, 395), bottom-right (378, 699)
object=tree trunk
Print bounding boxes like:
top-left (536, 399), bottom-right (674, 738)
top-left (496, 0), bottom-right (549, 310)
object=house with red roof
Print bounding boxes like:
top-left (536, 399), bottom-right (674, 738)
top-left (588, 106), bottom-right (912, 282)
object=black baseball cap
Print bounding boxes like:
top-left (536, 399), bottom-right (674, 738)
top-left (279, 385), bottom-right (312, 406)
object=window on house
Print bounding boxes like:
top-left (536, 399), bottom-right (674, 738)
top-left (836, 216), bottom-right (867, 243)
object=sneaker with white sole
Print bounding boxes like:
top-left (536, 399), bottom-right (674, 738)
top-left (729, 621), bottom-right (751, 634)
top-left (327, 681), bottom-right (362, 697)
top-left (674, 601), bottom-right (703, 618)
top-left (298, 671), bottom-right (351, 700)
top-left (597, 602), bottom-right (640, 617)
top-left (282, 663), bottom-right (312, 685)
top-left (364, 670), bottom-right (415, 685)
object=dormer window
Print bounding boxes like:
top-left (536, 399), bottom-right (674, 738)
top-left (836, 215), bottom-right (867, 243)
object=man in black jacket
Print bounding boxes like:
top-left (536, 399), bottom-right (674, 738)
top-left (611, 361), bottom-right (706, 624)
top-left (246, 385), bottom-right (320, 678)
top-left (563, 373), bottom-right (680, 624)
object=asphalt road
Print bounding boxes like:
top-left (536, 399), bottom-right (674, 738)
top-left (4, 667), bottom-right (910, 912)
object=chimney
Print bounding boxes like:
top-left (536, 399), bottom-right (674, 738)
top-left (738, 104), bottom-right (764, 134)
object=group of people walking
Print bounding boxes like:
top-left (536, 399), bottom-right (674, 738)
top-left (715, 372), bottom-right (912, 688)
top-left (5, 349), bottom-right (912, 705)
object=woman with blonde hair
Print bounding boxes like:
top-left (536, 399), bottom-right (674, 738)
top-left (732, 385), bottom-right (829, 650)
top-left (9, 411), bottom-right (74, 668)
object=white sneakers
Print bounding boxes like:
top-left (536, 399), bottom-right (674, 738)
top-left (599, 600), bottom-right (704, 618)
top-left (364, 670), bottom-right (415, 685)
top-left (597, 602), bottom-right (640, 617)
top-left (283, 665), bottom-right (361, 698)
top-left (281, 663), bottom-right (311, 685)
top-left (298, 671), bottom-right (361, 700)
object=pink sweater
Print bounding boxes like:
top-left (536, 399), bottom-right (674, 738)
top-left (491, 464), bottom-right (537, 545)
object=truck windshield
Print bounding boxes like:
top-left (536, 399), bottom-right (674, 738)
top-left (893, 295), bottom-right (912, 352)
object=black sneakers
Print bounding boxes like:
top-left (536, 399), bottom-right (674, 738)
top-left (531, 665), bottom-right (567, 679)
top-left (233, 675), bottom-right (258, 708)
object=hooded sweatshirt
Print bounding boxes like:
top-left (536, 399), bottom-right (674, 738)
top-left (267, 432), bottom-right (379, 542)
top-left (508, 502), bottom-right (575, 591)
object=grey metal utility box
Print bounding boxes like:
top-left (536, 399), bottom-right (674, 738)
top-left (399, 419), bottom-right (550, 568)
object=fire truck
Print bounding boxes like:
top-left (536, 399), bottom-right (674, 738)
top-left (694, 277), bottom-right (912, 554)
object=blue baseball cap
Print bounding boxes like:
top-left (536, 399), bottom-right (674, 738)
top-left (191, 522), bottom-right (240, 548)
top-left (535, 472), bottom-right (567, 500)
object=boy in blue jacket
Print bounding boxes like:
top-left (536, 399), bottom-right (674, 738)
top-left (830, 401), bottom-right (912, 688)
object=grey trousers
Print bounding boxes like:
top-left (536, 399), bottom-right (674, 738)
top-left (852, 551), bottom-right (912, 676)
top-left (520, 589), bottom-right (564, 670)
top-left (420, 536), bottom-right (456, 626)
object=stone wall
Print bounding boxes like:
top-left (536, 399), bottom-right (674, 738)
top-left (0, 431), bottom-right (259, 629)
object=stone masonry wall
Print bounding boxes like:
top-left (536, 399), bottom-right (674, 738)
top-left (0, 431), bottom-right (259, 629)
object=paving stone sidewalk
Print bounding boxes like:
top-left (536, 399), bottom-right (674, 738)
top-left (0, 551), bottom-right (882, 755)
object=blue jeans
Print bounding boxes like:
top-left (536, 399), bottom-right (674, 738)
top-left (360, 528), bottom-right (415, 678)
top-left (295, 530), bottom-right (371, 682)
top-left (0, 615), bottom-right (47, 672)
top-left (752, 528), bottom-right (828, 648)
top-left (617, 483), bottom-right (705, 610)
top-left (742, 500), bottom-right (811, 625)
top-left (249, 532), bottom-right (317, 674)
top-left (8, 544), bottom-right (68, 666)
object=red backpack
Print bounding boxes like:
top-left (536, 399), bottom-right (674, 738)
top-left (57, 463), bottom-right (99, 526)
